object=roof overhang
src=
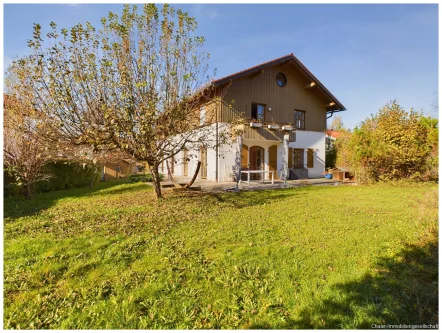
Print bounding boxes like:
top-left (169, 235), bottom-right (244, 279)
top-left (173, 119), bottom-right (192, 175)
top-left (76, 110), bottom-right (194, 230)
top-left (212, 53), bottom-right (346, 112)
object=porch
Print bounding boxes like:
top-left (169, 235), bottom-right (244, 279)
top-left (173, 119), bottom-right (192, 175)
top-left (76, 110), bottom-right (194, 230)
top-left (161, 176), bottom-right (346, 193)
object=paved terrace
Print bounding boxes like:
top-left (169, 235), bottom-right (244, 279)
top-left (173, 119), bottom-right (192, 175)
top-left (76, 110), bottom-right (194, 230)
top-left (161, 176), bottom-right (357, 193)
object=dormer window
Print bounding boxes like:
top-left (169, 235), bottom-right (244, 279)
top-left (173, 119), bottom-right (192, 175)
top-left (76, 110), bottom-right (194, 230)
top-left (276, 72), bottom-right (287, 87)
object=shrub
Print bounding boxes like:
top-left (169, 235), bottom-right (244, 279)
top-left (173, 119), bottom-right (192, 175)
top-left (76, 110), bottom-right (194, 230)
top-left (336, 101), bottom-right (437, 183)
top-left (128, 173), bottom-right (164, 183)
top-left (36, 161), bottom-right (99, 193)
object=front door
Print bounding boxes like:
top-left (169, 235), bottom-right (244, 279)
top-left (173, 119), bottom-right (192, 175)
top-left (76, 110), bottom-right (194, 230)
top-left (269, 145), bottom-right (278, 180)
top-left (200, 147), bottom-right (207, 179)
top-left (249, 146), bottom-right (264, 180)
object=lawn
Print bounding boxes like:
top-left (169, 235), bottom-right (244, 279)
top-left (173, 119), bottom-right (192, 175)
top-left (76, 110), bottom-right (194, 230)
top-left (4, 181), bottom-right (438, 329)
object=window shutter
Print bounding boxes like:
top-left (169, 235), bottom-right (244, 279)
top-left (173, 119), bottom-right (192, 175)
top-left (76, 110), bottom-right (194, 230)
top-left (241, 144), bottom-right (249, 170)
top-left (288, 148), bottom-right (293, 168)
top-left (307, 149), bottom-right (314, 168)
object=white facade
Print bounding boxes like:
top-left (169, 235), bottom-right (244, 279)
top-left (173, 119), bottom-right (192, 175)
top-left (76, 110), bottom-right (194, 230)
top-left (161, 128), bottom-right (326, 182)
top-left (288, 130), bottom-right (326, 179)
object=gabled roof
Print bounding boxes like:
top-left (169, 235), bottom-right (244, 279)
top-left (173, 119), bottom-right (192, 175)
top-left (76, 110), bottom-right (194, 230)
top-left (213, 53), bottom-right (346, 112)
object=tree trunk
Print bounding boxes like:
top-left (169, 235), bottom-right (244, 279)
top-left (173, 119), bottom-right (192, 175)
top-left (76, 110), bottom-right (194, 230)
top-left (233, 134), bottom-right (243, 191)
top-left (282, 133), bottom-right (290, 187)
top-left (24, 183), bottom-right (32, 200)
top-left (149, 163), bottom-right (163, 200)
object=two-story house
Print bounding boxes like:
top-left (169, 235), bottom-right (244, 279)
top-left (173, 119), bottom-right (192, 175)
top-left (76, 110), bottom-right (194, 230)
top-left (160, 53), bottom-right (345, 182)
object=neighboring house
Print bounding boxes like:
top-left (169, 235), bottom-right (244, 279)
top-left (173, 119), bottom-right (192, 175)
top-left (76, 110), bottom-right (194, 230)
top-left (326, 130), bottom-right (345, 141)
top-left (101, 159), bottom-right (146, 181)
top-left (325, 130), bottom-right (346, 169)
top-left (160, 53), bottom-right (346, 182)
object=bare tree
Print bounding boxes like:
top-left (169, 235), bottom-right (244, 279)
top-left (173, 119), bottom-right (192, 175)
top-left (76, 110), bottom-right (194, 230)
top-left (330, 115), bottom-right (345, 131)
top-left (8, 4), bottom-right (239, 199)
top-left (3, 94), bottom-right (51, 199)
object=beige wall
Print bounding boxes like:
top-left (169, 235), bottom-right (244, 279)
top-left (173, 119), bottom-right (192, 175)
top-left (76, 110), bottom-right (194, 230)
top-left (103, 161), bottom-right (136, 181)
top-left (218, 63), bottom-right (328, 132)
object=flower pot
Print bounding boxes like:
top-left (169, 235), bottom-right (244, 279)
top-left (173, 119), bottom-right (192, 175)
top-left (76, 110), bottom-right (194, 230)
top-left (250, 122), bottom-right (262, 128)
top-left (267, 124), bottom-right (279, 130)
top-left (282, 125), bottom-right (293, 131)
top-left (325, 173), bottom-right (332, 179)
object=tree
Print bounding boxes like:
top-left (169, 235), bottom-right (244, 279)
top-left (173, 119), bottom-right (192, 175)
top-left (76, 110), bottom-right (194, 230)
top-left (329, 115), bottom-right (345, 132)
top-left (8, 4), bottom-right (237, 199)
top-left (3, 94), bottom-right (51, 199)
top-left (336, 100), bottom-right (432, 183)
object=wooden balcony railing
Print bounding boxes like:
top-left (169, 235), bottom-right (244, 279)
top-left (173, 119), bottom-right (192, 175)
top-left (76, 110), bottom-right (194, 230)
top-left (219, 101), bottom-right (296, 142)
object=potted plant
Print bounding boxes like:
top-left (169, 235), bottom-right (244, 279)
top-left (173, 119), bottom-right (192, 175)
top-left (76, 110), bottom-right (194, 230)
top-left (267, 120), bottom-right (279, 130)
top-left (282, 123), bottom-right (293, 131)
top-left (250, 119), bottom-right (263, 128)
top-left (323, 168), bottom-right (333, 179)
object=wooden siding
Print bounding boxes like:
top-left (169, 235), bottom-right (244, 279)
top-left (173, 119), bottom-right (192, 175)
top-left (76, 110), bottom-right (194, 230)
top-left (103, 161), bottom-right (134, 180)
top-left (218, 62), bottom-right (328, 132)
top-left (219, 100), bottom-right (295, 142)
top-left (243, 126), bottom-right (296, 142)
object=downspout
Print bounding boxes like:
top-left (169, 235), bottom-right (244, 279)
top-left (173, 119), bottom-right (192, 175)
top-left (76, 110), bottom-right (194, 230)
top-left (215, 101), bottom-right (219, 182)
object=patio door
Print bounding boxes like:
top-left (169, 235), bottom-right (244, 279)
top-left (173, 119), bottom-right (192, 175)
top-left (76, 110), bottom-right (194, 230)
top-left (269, 145), bottom-right (278, 180)
top-left (200, 147), bottom-right (207, 179)
top-left (249, 146), bottom-right (264, 180)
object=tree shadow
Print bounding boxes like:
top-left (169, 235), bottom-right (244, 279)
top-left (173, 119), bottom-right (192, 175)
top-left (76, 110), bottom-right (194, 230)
top-left (284, 231), bottom-right (439, 329)
top-left (167, 187), bottom-right (300, 210)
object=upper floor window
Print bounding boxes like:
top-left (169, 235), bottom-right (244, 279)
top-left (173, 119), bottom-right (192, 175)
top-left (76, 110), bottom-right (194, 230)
top-left (276, 72), bottom-right (287, 87)
top-left (200, 106), bottom-right (206, 125)
top-left (294, 110), bottom-right (305, 130)
top-left (252, 103), bottom-right (265, 122)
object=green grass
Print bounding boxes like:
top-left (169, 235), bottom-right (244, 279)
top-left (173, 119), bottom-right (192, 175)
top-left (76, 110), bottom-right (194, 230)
top-left (4, 181), bottom-right (438, 329)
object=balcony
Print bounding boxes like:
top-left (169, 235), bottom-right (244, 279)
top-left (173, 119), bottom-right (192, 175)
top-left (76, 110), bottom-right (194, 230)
top-left (220, 102), bottom-right (296, 142)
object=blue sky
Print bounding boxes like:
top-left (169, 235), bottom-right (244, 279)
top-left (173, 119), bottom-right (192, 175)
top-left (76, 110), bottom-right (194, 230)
top-left (3, 3), bottom-right (439, 129)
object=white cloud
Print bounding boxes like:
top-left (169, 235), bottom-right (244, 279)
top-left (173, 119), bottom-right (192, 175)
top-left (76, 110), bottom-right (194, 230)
top-left (190, 4), bottom-right (220, 20)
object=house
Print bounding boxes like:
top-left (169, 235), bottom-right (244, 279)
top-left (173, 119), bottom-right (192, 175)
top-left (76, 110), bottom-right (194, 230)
top-left (160, 53), bottom-right (345, 182)
top-left (101, 158), bottom-right (147, 181)
top-left (326, 130), bottom-right (345, 141)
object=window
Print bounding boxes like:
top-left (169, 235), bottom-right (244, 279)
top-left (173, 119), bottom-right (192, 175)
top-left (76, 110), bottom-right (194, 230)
top-left (293, 149), bottom-right (304, 168)
top-left (252, 103), bottom-right (265, 121)
top-left (294, 110), bottom-right (305, 130)
top-left (307, 149), bottom-right (314, 168)
top-left (276, 72), bottom-right (287, 87)
top-left (200, 106), bottom-right (206, 125)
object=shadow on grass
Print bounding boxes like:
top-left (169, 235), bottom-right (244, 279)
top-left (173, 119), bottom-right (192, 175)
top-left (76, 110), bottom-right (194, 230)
top-left (167, 187), bottom-right (301, 210)
top-left (251, 231), bottom-right (438, 329)
top-left (4, 180), bottom-right (151, 219)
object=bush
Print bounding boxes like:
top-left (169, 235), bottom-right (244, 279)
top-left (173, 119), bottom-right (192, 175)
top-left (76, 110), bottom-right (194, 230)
top-left (36, 161), bottom-right (100, 193)
top-left (336, 101), bottom-right (437, 183)
top-left (128, 173), bottom-right (164, 183)
top-left (325, 137), bottom-right (337, 169)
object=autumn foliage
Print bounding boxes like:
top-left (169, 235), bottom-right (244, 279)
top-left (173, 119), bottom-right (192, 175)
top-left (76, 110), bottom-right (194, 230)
top-left (336, 100), bottom-right (438, 183)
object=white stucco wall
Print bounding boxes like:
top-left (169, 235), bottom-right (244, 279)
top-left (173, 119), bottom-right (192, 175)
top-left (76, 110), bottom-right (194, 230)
top-left (288, 130), bottom-right (326, 178)
top-left (160, 127), bottom-right (326, 182)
